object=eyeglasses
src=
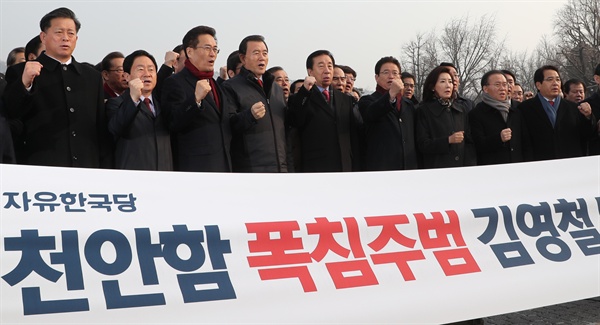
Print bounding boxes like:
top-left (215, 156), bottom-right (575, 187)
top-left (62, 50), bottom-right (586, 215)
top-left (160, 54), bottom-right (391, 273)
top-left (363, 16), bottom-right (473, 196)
top-left (380, 70), bottom-right (400, 77)
top-left (346, 77), bottom-right (356, 82)
top-left (332, 76), bottom-right (347, 81)
top-left (404, 83), bottom-right (415, 89)
top-left (489, 82), bottom-right (508, 89)
top-left (109, 68), bottom-right (124, 73)
top-left (195, 45), bottom-right (220, 54)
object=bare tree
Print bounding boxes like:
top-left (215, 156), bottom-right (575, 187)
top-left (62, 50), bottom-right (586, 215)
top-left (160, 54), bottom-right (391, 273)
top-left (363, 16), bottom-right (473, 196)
top-left (554, 0), bottom-right (600, 86)
top-left (438, 14), bottom-right (505, 99)
top-left (401, 31), bottom-right (438, 101)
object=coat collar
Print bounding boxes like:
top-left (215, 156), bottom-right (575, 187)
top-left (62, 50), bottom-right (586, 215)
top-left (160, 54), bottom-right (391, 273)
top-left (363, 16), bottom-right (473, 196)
top-left (37, 52), bottom-right (83, 75)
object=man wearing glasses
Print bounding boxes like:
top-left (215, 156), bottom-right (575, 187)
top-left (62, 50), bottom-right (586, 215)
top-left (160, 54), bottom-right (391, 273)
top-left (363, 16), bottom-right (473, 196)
top-left (100, 51), bottom-right (128, 100)
top-left (222, 35), bottom-right (288, 173)
top-left (161, 25), bottom-right (233, 172)
top-left (358, 56), bottom-right (418, 171)
top-left (518, 65), bottom-right (595, 161)
top-left (401, 72), bottom-right (419, 105)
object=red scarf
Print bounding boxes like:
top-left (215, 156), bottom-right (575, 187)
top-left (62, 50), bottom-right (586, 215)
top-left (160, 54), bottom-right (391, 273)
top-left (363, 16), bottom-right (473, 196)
top-left (184, 59), bottom-right (220, 109)
top-left (376, 84), bottom-right (402, 112)
top-left (103, 83), bottom-right (119, 98)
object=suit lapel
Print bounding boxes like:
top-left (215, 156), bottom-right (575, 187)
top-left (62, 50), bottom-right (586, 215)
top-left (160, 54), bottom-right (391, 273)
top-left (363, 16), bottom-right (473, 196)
top-left (312, 87), bottom-right (334, 118)
top-left (532, 97), bottom-right (555, 130)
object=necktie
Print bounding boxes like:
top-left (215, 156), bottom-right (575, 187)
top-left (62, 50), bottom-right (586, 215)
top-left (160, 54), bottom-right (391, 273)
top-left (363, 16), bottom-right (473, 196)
top-left (549, 100), bottom-right (554, 107)
top-left (322, 89), bottom-right (330, 103)
top-left (257, 79), bottom-right (263, 88)
top-left (143, 98), bottom-right (154, 115)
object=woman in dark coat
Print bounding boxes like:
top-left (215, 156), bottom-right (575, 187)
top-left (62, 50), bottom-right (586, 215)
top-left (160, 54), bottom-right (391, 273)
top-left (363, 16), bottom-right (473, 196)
top-left (416, 66), bottom-right (476, 168)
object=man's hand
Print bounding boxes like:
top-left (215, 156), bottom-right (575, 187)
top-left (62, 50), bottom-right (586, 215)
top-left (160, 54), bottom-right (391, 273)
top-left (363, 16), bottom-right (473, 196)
top-left (578, 102), bottom-right (592, 119)
top-left (389, 78), bottom-right (404, 99)
top-left (129, 78), bottom-right (144, 103)
top-left (22, 61), bottom-right (43, 88)
top-left (303, 76), bottom-right (316, 91)
top-left (500, 128), bottom-right (512, 142)
top-left (195, 79), bottom-right (211, 103)
top-left (219, 66), bottom-right (228, 80)
top-left (164, 51), bottom-right (179, 68)
top-left (251, 101), bottom-right (266, 120)
top-left (449, 131), bottom-right (465, 144)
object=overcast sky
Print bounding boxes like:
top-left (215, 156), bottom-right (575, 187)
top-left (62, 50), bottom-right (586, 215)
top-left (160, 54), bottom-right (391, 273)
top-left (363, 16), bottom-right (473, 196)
top-left (0, 0), bottom-right (567, 91)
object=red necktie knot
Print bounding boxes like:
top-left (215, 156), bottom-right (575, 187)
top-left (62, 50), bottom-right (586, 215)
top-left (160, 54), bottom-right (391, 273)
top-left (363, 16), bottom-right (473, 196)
top-left (143, 98), bottom-right (154, 115)
top-left (322, 89), bottom-right (330, 103)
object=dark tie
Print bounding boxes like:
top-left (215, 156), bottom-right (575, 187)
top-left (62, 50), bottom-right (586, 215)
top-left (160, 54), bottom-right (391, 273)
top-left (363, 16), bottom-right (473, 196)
top-left (143, 98), bottom-right (154, 115)
top-left (549, 100), bottom-right (554, 107)
top-left (322, 89), bottom-right (330, 103)
top-left (257, 79), bottom-right (263, 88)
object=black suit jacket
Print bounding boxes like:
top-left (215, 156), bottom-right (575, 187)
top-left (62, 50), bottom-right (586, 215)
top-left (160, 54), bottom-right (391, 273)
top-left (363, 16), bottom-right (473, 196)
top-left (469, 101), bottom-right (528, 165)
top-left (106, 89), bottom-right (173, 171)
top-left (358, 91), bottom-right (418, 170)
top-left (161, 67), bottom-right (232, 172)
top-left (518, 96), bottom-right (595, 161)
top-left (582, 92), bottom-right (600, 155)
top-left (1, 53), bottom-right (108, 168)
top-left (288, 85), bottom-right (359, 172)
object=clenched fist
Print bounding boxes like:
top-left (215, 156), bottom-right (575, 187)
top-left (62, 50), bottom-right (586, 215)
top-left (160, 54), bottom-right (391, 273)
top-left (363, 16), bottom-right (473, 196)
top-left (449, 131), bottom-right (464, 144)
top-left (22, 61), bottom-right (43, 88)
top-left (129, 78), bottom-right (144, 103)
top-left (251, 101), bottom-right (266, 120)
top-left (389, 78), bottom-right (404, 99)
top-left (195, 79), bottom-right (211, 103)
top-left (303, 76), bottom-right (316, 91)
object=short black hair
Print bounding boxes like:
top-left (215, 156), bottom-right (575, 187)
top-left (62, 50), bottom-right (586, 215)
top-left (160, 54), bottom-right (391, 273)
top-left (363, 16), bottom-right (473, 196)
top-left (6, 47), bottom-right (24, 66)
top-left (594, 64), bottom-right (600, 76)
top-left (401, 72), bottom-right (415, 82)
top-left (25, 35), bottom-right (43, 60)
top-left (123, 50), bottom-right (158, 74)
top-left (40, 7), bottom-right (81, 32)
top-left (501, 69), bottom-right (516, 83)
top-left (480, 70), bottom-right (506, 89)
top-left (182, 26), bottom-right (216, 59)
top-left (290, 79), bottom-right (304, 94)
top-left (226, 50), bottom-right (241, 72)
top-left (439, 62), bottom-right (456, 69)
top-left (267, 66), bottom-right (283, 74)
top-left (562, 78), bottom-right (586, 95)
top-left (101, 51), bottom-right (124, 72)
top-left (239, 35), bottom-right (268, 55)
top-left (339, 64), bottom-right (356, 78)
top-left (534, 65), bottom-right (560, 84)
top-left (173, 44), bottom-right (183, 54)
top-left (306, 50), bottom-right (335, 70)
top-left (374, 56), bottom-right (401, 75)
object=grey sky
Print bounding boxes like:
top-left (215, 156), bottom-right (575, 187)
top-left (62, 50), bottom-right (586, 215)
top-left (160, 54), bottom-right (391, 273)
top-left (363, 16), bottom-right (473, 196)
top-left (1, 0), bottom-right (567, 91)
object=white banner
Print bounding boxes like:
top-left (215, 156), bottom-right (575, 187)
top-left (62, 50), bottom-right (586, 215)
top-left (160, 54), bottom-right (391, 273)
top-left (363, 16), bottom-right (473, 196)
top-left (1, 158), bottom-right (599, 324)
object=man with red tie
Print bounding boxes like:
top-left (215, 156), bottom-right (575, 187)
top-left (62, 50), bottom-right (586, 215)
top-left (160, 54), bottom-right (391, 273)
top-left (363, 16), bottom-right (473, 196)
top-left (287, 50), bottom-right (361, 172)
top-left (106, 50), bottom-right (172, 171)
top-left (222, 35), bottom-right (288, 172)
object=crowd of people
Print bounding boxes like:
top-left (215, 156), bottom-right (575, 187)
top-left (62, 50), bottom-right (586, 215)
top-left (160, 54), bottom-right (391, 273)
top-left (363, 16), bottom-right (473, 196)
top-left (1, 7), bottom-right (599, 173)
